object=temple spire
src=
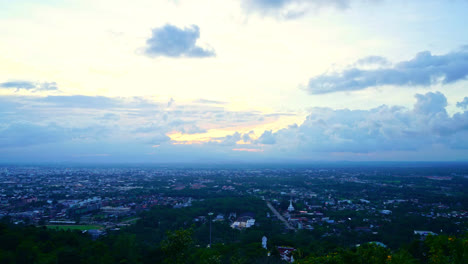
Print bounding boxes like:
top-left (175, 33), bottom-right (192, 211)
top-left (288, 197), bottom-right (294, 212)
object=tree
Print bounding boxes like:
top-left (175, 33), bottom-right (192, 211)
top-left (161, 228), bottom-right (194, 264)
top-left (355, 244), bottom-right (390, 264)
top-left (389, 250), bottom-right (418, 264)
top-left (112, 233), bottom-right (140, 263)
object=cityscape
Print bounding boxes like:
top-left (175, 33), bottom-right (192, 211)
top-left (1, 0), bottom-right (468, 263)
top-left (1, 164), bottom-right (467, 262)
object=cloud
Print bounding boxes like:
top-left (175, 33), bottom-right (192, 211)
top-left (0, 122), bottom-right (68, 148)
top-left (0, 81), bottom-right (36, 90)
top-left (145, 133), bottom-right (171, 145)
top-left (167, 119), bottom-right (207, 134)
top-left (0, 94), bottom-right (285, 152)
top-left (180, 125), bottom-right (207, 134)
top-left (414, 91), bottom-right (447, 115)
top-left (98, 113), bottom-right (120, 121)
top-left (242, 0), bottom-right (366, 19)
top-left (242, 131), bottom-right (255, 143)
top-left (39, 82), bottom-right (58, 91)
top-left (1, 92), bottom-right (466, 161)
top-left (219, 132), bottom-right (242, 146)
top-left (194, 99), bottom-right (227, 105)
top-left (232, 148), bottom-right (263, 152)
top-left (257, 91), bottom-right (468, 154)
top-left (144, 24), bottom-right (215, 58)
top-left (355, 56), bottom-right (390, 66)
top-left (0, 81), bottom-right (59, 92)
top-left (306, 47), bottom-right (468, 94)
top-left (39, 95), bottom-right (121, 108)
top-left (258, 130), bottom-right (276, 144)
top-left (457, 97), bottom-right (468, 109)
top-left (167, 97), bottom-right (175, 107)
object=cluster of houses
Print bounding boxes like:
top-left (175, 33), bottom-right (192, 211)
top-left (193, 212), bottom-right (257, 230)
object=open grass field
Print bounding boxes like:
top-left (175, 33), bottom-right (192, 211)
top-left (46, 225), bottom-right (103, 231)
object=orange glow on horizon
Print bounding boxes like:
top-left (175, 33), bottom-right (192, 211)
top-left (166, 113), bottom-right (304, 145)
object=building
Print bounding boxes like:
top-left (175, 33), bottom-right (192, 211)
top-left (380, 210), bottom-right (392, 215)
top-left (262, 236), bottom-right (267, 249)
top-left (230, 216), bottom-right (255, 229)
top-left (288, 199), bottom-right (295, 212)
top-left (277, 246), bottom-right (295, 263)
top-left (414, 230), bottom-right (437, 239)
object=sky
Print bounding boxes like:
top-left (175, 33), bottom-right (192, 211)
top-left (1, 0), bottom-right (468, 163)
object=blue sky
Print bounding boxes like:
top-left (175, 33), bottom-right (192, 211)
top-left (0, 0), bottom-right (467, 163)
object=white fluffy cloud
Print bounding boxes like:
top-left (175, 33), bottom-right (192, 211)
top-left (144, 24), bottom-right (215, 58)
top-left (256, 92), bottom-right (468, 154)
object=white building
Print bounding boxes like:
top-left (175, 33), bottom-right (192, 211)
top-left (288, 199), bottom-right (295, 212)
top-left (230, 216), bottom-right (256, 229)
top-left (262, 236), bottom-right (267, 249)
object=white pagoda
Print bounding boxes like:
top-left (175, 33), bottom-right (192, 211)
top-left (288, 198), bottom-right (295, 212)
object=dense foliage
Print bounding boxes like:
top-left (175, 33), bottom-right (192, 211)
top-left (0, 222), bottom-right (466, 264)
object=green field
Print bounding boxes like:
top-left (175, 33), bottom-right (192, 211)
top-left (46, 225), bottom-right (103, 231)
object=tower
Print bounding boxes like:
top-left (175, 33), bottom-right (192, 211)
top-left (288, 198), bottom-right (294, 212)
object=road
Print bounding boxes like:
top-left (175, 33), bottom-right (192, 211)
top-left (119, 217), bottom-right (140, 225)
top-left (266, 201), bottom-right (296, 231)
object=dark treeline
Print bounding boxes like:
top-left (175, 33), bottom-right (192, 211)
top-left (0, 221), bottom-right (466, 264)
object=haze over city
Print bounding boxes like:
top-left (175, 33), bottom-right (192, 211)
top-left (1, 0), bottom-right (468, 163)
